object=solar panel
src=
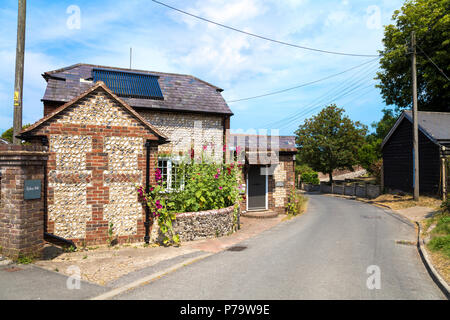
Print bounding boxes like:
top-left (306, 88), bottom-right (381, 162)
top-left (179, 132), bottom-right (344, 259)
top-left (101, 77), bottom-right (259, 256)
top-left (92, 68), bottom-right (164, 100)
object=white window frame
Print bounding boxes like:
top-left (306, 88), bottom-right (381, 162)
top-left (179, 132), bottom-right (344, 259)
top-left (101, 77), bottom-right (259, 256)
top-left (157, 156), bottom-right (185, 192)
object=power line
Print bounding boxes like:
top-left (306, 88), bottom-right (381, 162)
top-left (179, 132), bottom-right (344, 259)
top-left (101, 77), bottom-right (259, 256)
top-left (417, 44), bottom-right (450, 81)
top-left (267, 68), bottom-right (378, 130)
top-left (263, 61), bottom-right (379, 128)
top-left (277, 82), bottom-right (377, 131)
top-left (228, 57), bottom-right (380, 103)
top-left (152, 0), bottom-right (380, 58)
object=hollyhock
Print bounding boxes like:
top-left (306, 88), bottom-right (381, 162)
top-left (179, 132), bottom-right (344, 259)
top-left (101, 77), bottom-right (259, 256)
top-left (155, 168), bottom-right (162, 182)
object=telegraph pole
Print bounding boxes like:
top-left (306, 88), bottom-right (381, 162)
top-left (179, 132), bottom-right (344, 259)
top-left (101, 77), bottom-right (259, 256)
top-left (411, 31), bottom-right (419, 200)
top-left (13, 0), bottom-right (26, 145)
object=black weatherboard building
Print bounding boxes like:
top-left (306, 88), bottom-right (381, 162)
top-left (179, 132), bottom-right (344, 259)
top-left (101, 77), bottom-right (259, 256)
top-left (381, 110), bottom-right (450, 195)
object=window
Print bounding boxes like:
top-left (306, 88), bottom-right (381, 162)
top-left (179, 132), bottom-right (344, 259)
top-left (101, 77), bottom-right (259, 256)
top-left (157, 157), bottom-right (184, 192)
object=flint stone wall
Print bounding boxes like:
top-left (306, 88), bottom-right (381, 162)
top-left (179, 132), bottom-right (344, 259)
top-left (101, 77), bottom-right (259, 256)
top-left (26, 88), bottom-right (159, 245)
top-left (171, 206), bottom-right (235, 242)
top-left (139, 110), bottom-right (224, 161)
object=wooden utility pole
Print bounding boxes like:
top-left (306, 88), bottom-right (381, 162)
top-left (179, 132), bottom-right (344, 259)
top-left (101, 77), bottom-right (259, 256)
top-left (411, 31), bottom-right (419, 201)
top-left (13, 0), bottom-right (26, 145)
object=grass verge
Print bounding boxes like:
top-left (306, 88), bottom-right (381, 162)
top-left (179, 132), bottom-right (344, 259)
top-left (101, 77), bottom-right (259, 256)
top-left (422, 204), bottom-right (450, 285)
top-left (371, 193), bottom-right (442, 210)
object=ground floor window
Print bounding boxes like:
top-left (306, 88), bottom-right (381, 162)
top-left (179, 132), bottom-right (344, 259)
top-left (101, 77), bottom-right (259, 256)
top-left (157, 157), bottom-right (184, 192)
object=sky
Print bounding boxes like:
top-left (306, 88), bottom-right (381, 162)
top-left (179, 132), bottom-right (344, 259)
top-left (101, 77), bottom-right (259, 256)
top-left (0, 0), bottom-right (405, 136)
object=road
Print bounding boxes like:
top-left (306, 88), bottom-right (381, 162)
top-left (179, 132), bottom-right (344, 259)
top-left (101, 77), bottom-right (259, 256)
top-left (115, 194), bottom-right (445, 300)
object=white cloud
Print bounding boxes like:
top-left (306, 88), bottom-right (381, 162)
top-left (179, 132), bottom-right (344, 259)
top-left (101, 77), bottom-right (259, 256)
top-left (0, 0), bottom-right (406, 135)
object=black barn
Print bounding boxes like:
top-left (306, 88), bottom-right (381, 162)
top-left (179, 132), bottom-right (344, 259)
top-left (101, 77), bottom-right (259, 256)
top-left (381, 111), bottom-right (450, 195)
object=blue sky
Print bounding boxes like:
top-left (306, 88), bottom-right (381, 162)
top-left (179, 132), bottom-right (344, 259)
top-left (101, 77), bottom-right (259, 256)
top-left (0, 0), bottom-right (405, 135)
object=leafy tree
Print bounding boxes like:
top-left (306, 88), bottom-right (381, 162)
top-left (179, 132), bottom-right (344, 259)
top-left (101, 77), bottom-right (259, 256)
top-left (1, 124), bottom-right (31, 143)
top-left (376, 0), bottom-right (450, 112)
top-left (367, 109), bottom-right (398, 144)
top-left (295, 105), bottom-right (367, 183)
top-left (357, 109), bottom-right (397, 176)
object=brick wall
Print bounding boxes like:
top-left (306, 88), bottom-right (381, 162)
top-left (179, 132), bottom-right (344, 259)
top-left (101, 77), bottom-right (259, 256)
top-left (0, 145), bottom-right (48, 259)
top-left (28, 89), bottom-right (160, 246)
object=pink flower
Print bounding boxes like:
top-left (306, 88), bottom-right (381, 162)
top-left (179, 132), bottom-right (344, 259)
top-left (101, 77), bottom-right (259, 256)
top-left (155, 200), bottom-right (162, 210)
top-left (219, 186), bottom-right (223, 190)
top-left (203, 145), bottom-right (208, 151)
top-left (155, 168), bottom-right (162, 182)
top-left (214, 174), bottom-right (219, 179)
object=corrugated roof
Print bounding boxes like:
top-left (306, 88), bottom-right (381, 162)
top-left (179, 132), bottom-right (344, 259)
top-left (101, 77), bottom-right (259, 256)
top-left (42, 63), bottom-right (233, 116)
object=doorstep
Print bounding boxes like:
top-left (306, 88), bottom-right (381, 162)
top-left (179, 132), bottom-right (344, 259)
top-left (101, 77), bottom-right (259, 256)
top-left (241, 210), bottom-right (278, 219)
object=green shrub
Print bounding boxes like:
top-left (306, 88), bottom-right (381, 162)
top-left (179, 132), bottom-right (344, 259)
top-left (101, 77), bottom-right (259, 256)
top-left (441, 198), bottom-right (450, 213)
top-left (286, 188), bottom-right (307, 215)
top-left (138, 148), bottom-right (244, 245)
top-left (427, 235), bottom-right (450, 258)
top-left (301, 172), bottom-right (319, 185)
top-left (16, 254), bottom-right (34, 264)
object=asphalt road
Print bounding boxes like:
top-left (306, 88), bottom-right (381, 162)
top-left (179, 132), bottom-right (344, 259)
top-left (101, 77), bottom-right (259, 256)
top-left (116, 194), bottom-right (445, 300)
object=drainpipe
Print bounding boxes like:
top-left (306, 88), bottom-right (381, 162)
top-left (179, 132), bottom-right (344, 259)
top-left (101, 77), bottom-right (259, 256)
top-left (144, 140), bottom-right (151, 244)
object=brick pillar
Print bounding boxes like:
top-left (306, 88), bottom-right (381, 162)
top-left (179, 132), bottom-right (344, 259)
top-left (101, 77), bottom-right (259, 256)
top-left (0, 145), bottom-right (48, 260)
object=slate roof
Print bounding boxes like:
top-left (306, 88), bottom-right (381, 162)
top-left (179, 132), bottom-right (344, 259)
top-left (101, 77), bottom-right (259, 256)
top-left (42, 63), bottom-right (233, 116)
top-left (381, 110), bottom-right (450, 149)
top-left (229, 133), bottom-right (297, 152)
top-left (21, 81), bottom-right (168, 143)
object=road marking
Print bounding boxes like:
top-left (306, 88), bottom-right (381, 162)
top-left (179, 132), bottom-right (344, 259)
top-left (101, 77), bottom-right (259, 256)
top-left (90, 252), bottom-right (213, 300)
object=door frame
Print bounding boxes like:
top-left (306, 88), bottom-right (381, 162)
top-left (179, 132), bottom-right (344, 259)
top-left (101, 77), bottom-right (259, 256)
top-left (246, 165), bottom-right (268, 211)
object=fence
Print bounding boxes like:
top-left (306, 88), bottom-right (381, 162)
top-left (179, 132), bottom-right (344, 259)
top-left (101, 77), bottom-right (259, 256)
top-left (301, 182), bottom-right (382, 200)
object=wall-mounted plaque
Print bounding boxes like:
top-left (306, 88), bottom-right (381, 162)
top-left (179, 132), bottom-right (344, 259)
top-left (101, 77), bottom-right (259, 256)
top-left (275, 181), bottom-right (285, 187)
top-left (24, 179), bottom-right (41, 200)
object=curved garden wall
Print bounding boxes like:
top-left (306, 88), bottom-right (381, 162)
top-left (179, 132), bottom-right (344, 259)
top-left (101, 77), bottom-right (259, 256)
top-left (172, 205), bottom-right (236, 242)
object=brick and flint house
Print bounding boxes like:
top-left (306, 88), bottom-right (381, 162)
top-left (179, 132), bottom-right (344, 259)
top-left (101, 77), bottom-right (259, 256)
top-left (18, 63), bottom-right (297, 245)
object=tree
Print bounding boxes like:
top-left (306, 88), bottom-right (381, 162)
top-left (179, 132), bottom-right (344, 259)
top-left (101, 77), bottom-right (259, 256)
top-left (295, 105), bottom-right (367, 183)
top-left (357, 109), bottom-right (397, 179)
top-left (1, 124), bottom-right (31, 143)
top-left (376, 0), bottom-right (450, 112)
top-left (367, 108), bottom-right (398, 145)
